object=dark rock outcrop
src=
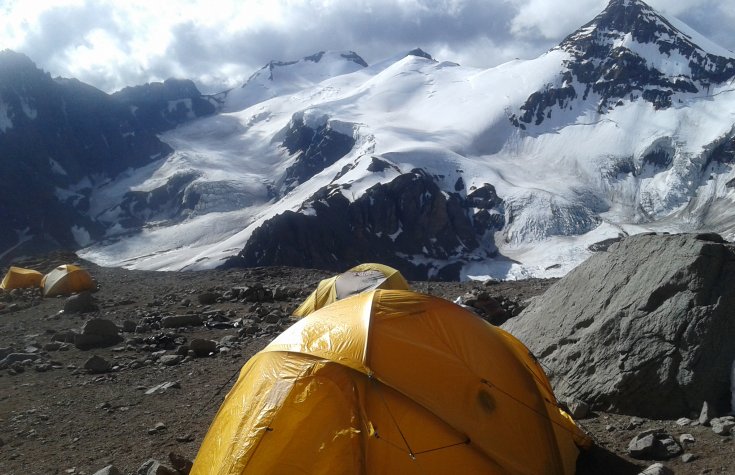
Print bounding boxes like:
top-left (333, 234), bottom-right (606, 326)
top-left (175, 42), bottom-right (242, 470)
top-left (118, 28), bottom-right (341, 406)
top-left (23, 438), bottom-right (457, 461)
top-left (278, 113), bottom-right (356, 195)
top-left (112, 78), bottom-right (220, 132)
top-left (503, 233), bottom-right (735, 418)
top-left (113, 171), bottom-right (201, 228)
top-left (229, 169), bottom-right (504, 280)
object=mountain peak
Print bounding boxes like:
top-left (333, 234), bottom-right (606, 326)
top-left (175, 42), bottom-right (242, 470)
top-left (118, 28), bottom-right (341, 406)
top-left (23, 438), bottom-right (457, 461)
top-left (562, 0), bottom-right (682, 54)
top-left (223, 51), bottom-right (368, 112)
top-left (561, 0), bottom-right (733, 60)
top-left (406, 48), bottom-right (433, 61)
top-left (264, 51), bottom-right (368, 81)
top-left (550, 0), bottom-right (735, 111)
top-left (510, 0), bottom-right (735, 128)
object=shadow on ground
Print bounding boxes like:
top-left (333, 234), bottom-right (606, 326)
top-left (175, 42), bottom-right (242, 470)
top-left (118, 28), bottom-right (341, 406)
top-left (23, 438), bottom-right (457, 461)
top-left (577, 445), bottom-right (643, 475)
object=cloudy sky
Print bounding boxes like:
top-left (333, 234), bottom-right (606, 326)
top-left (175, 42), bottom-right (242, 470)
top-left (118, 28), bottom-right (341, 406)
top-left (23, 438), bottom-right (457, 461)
top-left (1, 0), bottom-right (734, 94)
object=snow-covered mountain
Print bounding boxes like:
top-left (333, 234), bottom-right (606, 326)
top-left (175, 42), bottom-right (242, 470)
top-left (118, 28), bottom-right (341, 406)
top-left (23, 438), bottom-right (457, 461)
top-left (0, 51), bottom-right (220, 262)
top-left (5, 0), bottom-right (735, 280)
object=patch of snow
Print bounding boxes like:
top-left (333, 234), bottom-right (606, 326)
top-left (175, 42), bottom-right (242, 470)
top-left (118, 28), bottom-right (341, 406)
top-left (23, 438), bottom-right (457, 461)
top-left (21, 98), bottom-right (37, 119)
top-left (54, 187), bottom-right (80, 202)
top-left (167, 98), bottom-right (194, 119)
top-left (0, 102), bottom-right (13, 132)
top-left (49, 158), bottom-right (67, 176)
top-left (71, 226), bottom-right (92, 247)
top-left (613, 33), bottom-right (693, 77)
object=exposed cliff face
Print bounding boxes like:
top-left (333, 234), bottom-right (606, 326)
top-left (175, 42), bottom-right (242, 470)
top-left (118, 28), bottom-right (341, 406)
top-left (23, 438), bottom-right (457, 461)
top-left (0, 51), bottom-right (172, 255)
top-left (112, 78), bottom-right (221, 132)
top-left (229, 169), bottom-right (504, 280)
top-left (277, 113), bottom-right (356, 196)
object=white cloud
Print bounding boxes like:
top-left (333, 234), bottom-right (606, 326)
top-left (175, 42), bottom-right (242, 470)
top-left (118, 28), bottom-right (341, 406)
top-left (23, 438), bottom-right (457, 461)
top-left (509, 0), bottom-right (606, 40)
top-left (1, 0), bottom-right (733, 93)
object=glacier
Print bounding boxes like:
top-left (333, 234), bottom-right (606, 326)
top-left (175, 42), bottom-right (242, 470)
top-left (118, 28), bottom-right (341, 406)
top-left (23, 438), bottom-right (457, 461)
top-left (77, 2), bottom-right (735, 280)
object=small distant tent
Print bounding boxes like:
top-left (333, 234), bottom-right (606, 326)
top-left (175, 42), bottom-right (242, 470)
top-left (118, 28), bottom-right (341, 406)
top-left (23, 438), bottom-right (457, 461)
top-left (0, 267), bottom-right (43, 290)
top-left (293, 263), bottom-right (410, 317)
top-left (41, 264), bottom-right (94, 297)
top-left (191, 290), bottom-right (591, 475)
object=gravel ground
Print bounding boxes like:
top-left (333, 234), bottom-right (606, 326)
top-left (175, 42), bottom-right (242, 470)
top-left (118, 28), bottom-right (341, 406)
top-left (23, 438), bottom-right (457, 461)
top-left (1, 255), bottom-right (733, 474)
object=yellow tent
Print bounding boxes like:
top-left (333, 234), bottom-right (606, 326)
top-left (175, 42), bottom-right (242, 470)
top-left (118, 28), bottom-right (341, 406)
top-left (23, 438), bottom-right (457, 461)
top-left (41, 264), bottom-right (95, 297)
top-left (292, 263), bottom-right (410, 317)
top-left (0, 267), bottom-right (43, 290)
top-left (192, 290), bottom-right (590, 475)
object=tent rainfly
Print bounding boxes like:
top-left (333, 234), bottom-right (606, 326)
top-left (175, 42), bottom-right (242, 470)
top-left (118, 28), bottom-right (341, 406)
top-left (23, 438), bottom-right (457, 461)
top-left (0, 267), bottom-right (43, 290)
top-left (293, 263), bottom-right (410, 317)
top-left (191, 290), bottom-right (591, 475)
top-left (41, 264), bottom-right (94, 297)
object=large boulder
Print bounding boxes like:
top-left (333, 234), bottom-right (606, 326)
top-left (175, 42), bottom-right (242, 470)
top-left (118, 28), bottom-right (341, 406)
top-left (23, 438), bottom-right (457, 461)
top-left (74, 318), bottom-right (123, 350)
top-left (64, 291), bottom-right (98, 314)
top-left (502, 233), bottom-right (735, 418)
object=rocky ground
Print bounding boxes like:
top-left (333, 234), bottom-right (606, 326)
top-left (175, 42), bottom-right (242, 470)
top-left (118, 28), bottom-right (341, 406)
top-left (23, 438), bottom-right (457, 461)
top-left (1, 254), bottom-right (733, 474)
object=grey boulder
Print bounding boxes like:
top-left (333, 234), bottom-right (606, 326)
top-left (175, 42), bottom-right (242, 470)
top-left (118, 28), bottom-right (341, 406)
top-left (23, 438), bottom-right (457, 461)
top-left (74, 318), bottom-right (123, 350)
top-left (628, 429), bottom-right (681, 460)
top-left (503, 233), bottom-right (735, 418)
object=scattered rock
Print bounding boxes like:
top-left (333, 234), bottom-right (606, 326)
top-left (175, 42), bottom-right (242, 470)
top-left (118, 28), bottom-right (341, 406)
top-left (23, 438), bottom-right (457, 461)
top-left (679, 433), bottom-right (695, 445)
top-left (75, 318), bottom-right (123, 350)
top-left (161, 314), bottom-right (202, 328)
top-left (675, 417), bottom-right (691, 426)
top-left (159, 355), bottom-right (183, 366)
top-left (144, 381), bottom-right (181, 395)
top-left (84, 355), bottom-right (112, 374)
top-left (189, 338), bottom-right (217, 357)
top-left (699, 401), bottom-right (712, 426)
top-left (0, 346), bottom-right (15, 359)
top-left (219, 335), bottom-right (238, 347)
top-left (92, 465), bottom-right (123, 475)
top-left (0, 353), bottom-right (41, 367)
top-left (197, 292), bottom-right (219, 305)
top-left (458, 291), bottom-right (508, 324)
top-left (147, 422), bottom-right (167, 435)
top-left (175, 433), bottom-right (195, 443)
top-left (681, 453), bottom-right (696, 463)
top-left (628, 429), bottom-right (681, 460)
top-left (638, 463), bottom-right (673, 475)
top-left (136, 459), bottom-right (177, 475)
top-left (263, 312), bottom-right (281, 324)
top-left (710, 416), bottom-right (735, 435)
top-left (626, 417), bottom-right (644, 430)
top-left (272, 286), bottom-right (289, 301)
top-left (63, 291), bottom-right (98, 314)
top-left (567, 399), bottom-right (590, 419)
top-left (168, 452), bottom-right (193, 474)
top-left (43, 342), bottom-right (62, 351)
